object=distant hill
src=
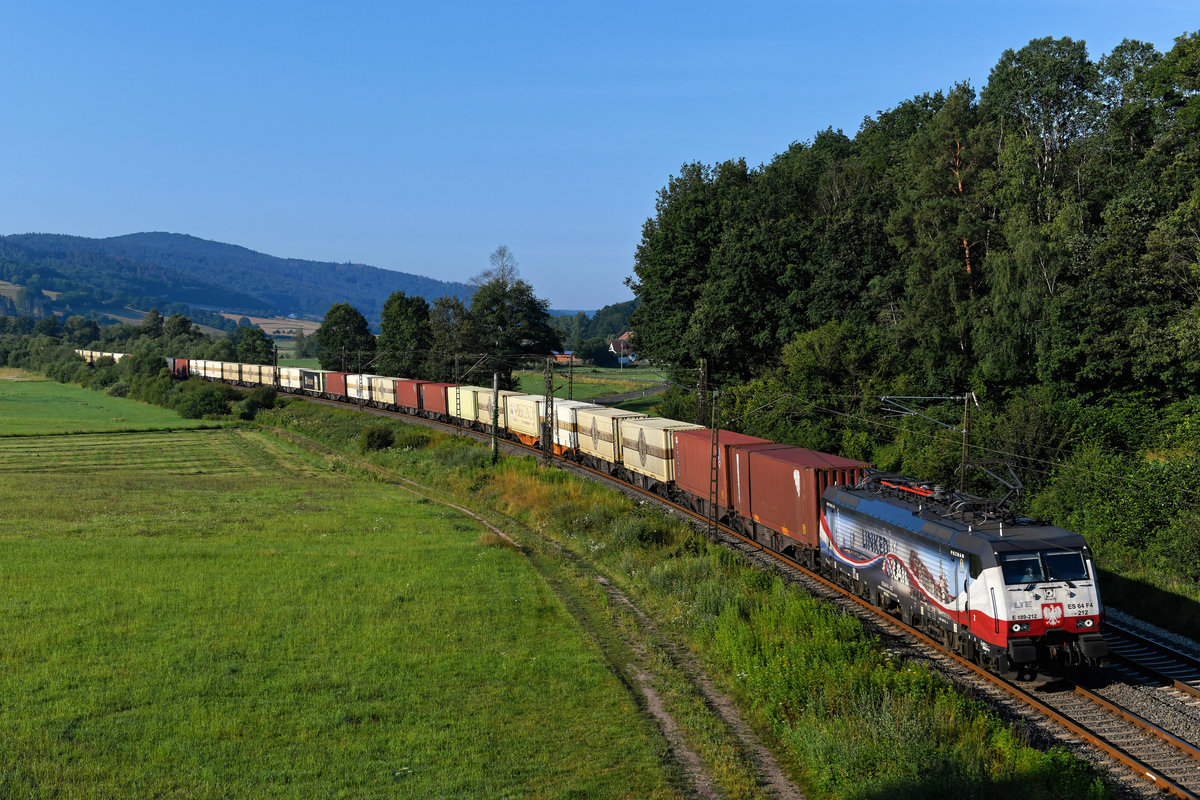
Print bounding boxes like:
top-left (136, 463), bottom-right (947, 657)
top-left (0, 232), bottom-right (475, 322)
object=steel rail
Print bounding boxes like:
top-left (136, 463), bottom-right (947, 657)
top-left (1106, 621), bottom-right (1200, 700)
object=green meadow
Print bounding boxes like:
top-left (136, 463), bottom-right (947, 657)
top-left (0, 386), bottom-right (680, 798)
top-left (0, 373), bottom-right (217, 435)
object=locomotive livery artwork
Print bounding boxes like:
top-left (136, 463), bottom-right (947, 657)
top-left (77, 350), bottom-right (1108, 678)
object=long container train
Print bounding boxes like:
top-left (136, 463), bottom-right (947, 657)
top-left (77, 350), bottom-right (1108, 676)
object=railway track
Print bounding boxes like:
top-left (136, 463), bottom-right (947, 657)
top-left (1106, 622), bottom-right (1200, 700)
top-left (296, 393), bottom-right (1200, 798)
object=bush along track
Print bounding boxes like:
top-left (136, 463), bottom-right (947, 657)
top-left (259, 400), bottom-right (1110, 800)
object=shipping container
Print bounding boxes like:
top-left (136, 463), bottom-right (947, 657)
top-left (170, 357), bottom-right (189, 379)
top-left (575, 407), bottom-right (646, 465)
top-left (324, 372), bottom-right (349, 398)
top-left (346, 374), bottom-right (384, 401)
top-left (477, 389), bottom-right (522, 429)
top-left (369, 376), bottom-right (397, 406)
top-left (620, 417), bottom-right (703, 482)
top-left (448, 386), bottom-right (488, 422)
top-left (551, 400), bottom-right (604, 452)
top-left (221, 362), bottom-right (241, 383)
top-left (419, 382), bottom-right (454, 416)
top-left (279, 367), bottom-right (302, 391)
top-left (734, 445), bottom-right (870, 548)
top-left (673, 429), bottom-right (773, 510)
top-left (203, 360), bottom-right (223, 380)
top-left (395, 379), bottom-right (427, 410)
top-left (505, 394), bottom-right (545, 442)
top-left (299, 369), bottom-right (326, 393)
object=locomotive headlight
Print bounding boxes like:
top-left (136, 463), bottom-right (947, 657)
top-left (1011, 622), bottom-right (1030, 633)
top-left (1078, 618), bottom-right (1094, 628)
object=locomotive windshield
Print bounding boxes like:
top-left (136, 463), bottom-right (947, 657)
top-left (1000, 550), bottom-right (1089, 585)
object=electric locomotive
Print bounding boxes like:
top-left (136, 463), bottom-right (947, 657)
top-left (820, 472), bottom-right (1107, 677)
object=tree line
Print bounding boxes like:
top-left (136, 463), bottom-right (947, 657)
top-left (630, 33), bottom-right (1200, 401)
top-left (312, 246), bottom-right (561, 390)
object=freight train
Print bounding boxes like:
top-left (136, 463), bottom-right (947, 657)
top-left (76, 350), bottom-right (1108, 677)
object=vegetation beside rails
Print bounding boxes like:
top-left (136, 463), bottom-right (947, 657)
top-left (262, 400), bottom-right (1111, 800)
top-left (0, 418), bottom-right (682, 797)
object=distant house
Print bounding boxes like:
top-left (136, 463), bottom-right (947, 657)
top-left (608, 332), bottom-right (637, 365)
top-left (551, 351), bottom-right (583, 365)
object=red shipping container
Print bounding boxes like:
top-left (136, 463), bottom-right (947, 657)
top-left (324, 372), bottom-right (349, 399)
top-left (673, 429), bottom-right (772, 509)
top-left (395, 379), bottom-right (428, 409)
top-left (171, 358), bottom-right (189, 379)
top-left (734, 445), bottom-right (869, 548)
top-left (419, 382), bottom-right (454, 415)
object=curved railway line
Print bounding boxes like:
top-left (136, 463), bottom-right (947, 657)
top-left (297, 393), bottom-right (1200, 799)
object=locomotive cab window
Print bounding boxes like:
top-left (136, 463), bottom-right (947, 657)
top-left (1000, 550), bottom-right (1088, 585)
top-left (1000, 552), bottom-right (1044, 585)
top-left (1043, 549), bottom-right (1088, 582)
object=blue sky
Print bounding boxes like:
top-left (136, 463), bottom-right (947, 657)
top-left (1, 1), bottom-right (1192, 311)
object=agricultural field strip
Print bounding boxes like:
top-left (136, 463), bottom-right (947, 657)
top-left (0, 428), bottom-right (313, 476)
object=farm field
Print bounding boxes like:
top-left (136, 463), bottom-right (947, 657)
top-left (0, 373), bottom-right (220, 435)
top-left (0, 398), bottom-right (680, 797)
top-left (513, 366), bottom-right (657, 401)
top-left (219, 313), bottom-right (321, 337)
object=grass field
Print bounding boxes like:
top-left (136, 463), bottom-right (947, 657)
top-left (277, 357), bottom-right (320, 369)
top-left (0, 374), bottom-right (220, 436)
top-left (0, 394), bottom-right (681, 797)
top-left (514, 368), bottom-right (657, 401)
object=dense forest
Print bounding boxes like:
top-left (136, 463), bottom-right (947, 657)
top-left (0, 232), bottom-right (475, 322)
top-left (631, 34), bottom-right (1200, 611)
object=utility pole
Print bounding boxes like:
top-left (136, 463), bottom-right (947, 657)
top-left (568, 355), bottom-right (574, 401)
top-left (490, 370), bottom-right (500, 466)
top-left (696, 358), bottom-right (708, 426)
top-left (542, 357), bottom-right (554, 459)
top-left (708, 388), bottom-right (720, 541)
top-left (960, 392), bottom-right (974, 492)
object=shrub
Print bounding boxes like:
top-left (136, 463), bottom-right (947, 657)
top-left (173, 381), bottom-right (236, 419)
top-left (358, 423), bottom-right (395, 453)
top-left (236, 387), bottom-right (278, 420)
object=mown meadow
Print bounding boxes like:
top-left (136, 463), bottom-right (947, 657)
top-left (0, 378), bottom-right (682, 799)
top-left (0, 372), bottom-right (220, 436)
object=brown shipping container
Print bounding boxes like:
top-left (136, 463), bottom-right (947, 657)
top-left (395, 379), bottom-right (427, 409)
top-left (420, 382), bottom-right (454, 415)
top-left (673, 429), bottom-right (772, 509)
top-left (325, 372), bottom-right (349, 398)
top-left (736, 446), bottom-right (869, 548)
